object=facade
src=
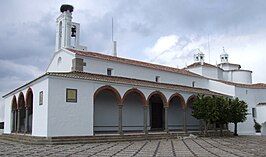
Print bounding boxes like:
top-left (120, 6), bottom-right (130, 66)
top-left (2, 5), bottom-right (266, 137)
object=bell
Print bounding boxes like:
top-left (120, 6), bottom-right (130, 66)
top-left (71, 27), bottom-right (76, 37)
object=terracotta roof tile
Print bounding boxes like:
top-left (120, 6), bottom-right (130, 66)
top-left (48, 71), bottom-right (228, 96)
top-left (215, 80), bottom-right (266, 89)
top-left (66, 48), bottom-right (202, 78)
top-left (185, 62), bottom-right (222, 70)
top-left (257, 103), bottom-right (266, 106)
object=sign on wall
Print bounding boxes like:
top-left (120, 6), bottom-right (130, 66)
top-left (66, 88), bottom-right (77, 102)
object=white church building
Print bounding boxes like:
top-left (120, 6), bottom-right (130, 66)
top-left (2, 5), bottom-right (266, 137)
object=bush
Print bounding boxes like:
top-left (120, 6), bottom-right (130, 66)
top-left (254, 120), bottom-right (261, 133)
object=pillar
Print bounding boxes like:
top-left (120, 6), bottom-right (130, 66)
top-left (183, 108), bottom-right (187, 133)
top-left (164, 107), bottom-right (169, 133)
top-left (13, 110), bottom-right (17, 132)
top-left (17, 109), bottom-right (21, 132)
top-left (143, 106), bottom-right (148, 135)
top-left (118, 105), bottom-right (123, 135)
top-left (25, 108), bottom-right (29, 133)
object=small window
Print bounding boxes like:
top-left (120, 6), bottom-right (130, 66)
top-left (66, 88), bottom-right (77, 103)
top-left (225, 57), bottom-right (227, 60)
top-left (192, 81), bottom-right (195, 88)
top-left (196, 56), bottom-right (199, 60)
top-left (221, 57), bottom-right (224, 60)
top-left (155, 76), bottom-right (160, 82)
top-left (39, 91), bottom-right (43, 106)
top-left (246, 90), bottom-right (248, 94)
top-left (200, 56), bottom-right (203, 59)
top-left (252, 108), bottom-right (256, 118)
top-left (57, 57), bottom-right (62, 66)
top-left (107, 68), bottom-right (113, 76)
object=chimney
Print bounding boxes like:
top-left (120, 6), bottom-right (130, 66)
top-left (113, 41), bottom-right (117, 57)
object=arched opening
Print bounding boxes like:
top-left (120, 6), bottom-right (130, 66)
top-left (93, 86), bottom-right (121, 133)
top-left (11, 96), bottom-right (17, 132)
top-left (122, 88), bottom-right (146, 132)
top-left (148, 91), bottom-right (167, 130)
top-left (26, 88), bottom-right (33, 133)
top-left (58, 21), bottom-right (62, 49)
top-left (18, 92), bottom-right (26, 133)
top-left (186, 95), bottom-right (201, 130)
top-left (168, 93), bottom-right (186, 131)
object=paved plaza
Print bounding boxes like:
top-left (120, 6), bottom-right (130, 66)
top-left (0, 136), bottom-right (265, 157)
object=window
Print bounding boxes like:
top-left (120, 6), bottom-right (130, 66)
top-left (225, 57), bottom-right (227, 60)
top-left (252, 108), bottom-right (256, 118)
top-left (39, 91), bottom-right (43, 105)
top-left (107, 68), bottom-right (113, 76)
top-left (196, 56), bottom-right (199, 60)
top-left (192, 81), bottom-right (195, 88)
top-left (66, 88), bottom-right (77, 102)
top-left (246, 90), bottom-right (248, 94)
top-left (155, 76), bottom-right (160, 82)
top-left (200, 56), bottom-right (203, 59)
top-left (222, 57), bottom-right (224, 60)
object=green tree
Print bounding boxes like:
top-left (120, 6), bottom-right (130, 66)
top-left (213, 96), bottom-right (231, 136)
top-left (192, 95), bottom-right (217, 136)
top-left (228, 98), bottom-right (248, 136)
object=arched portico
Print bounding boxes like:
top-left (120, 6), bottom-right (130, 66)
top-left (11, 96), bottom-right (17, 132)
top-left (18, 92), bottom-right (26, 133)
top-left (25, 88), bottom-right (33, 133)
top-left (168, 93), bottom-right (186, 131)
top-left (93, 85), bottom-right (122, 133)
top-left (148, 91), bottom-right (167, 131)
top-left (122, 88), bottom-right (146, 132)
top-left (186, 95), bottom-right (201, 130)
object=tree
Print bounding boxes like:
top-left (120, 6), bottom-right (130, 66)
top-left (192, 95), bottom-right (217, 136)
top-left (228, 98), bottom-right (248, 136)
top-left (213, 96), bottom-right (231, 136)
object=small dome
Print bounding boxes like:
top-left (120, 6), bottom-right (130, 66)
top-left (60, 4), bottom-right (74, 13)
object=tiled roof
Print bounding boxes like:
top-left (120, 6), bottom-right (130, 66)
top-left (257, 103), bottom-right (266, 106)
top-left (48, 71), bottom-right (228, 96)
top-left (66, 48), bottom-right (202, 78)
top-left (185, 62), bottom-right (222, 70)
top-left (217, 62), bottom-right (241, 67)
top-left (215, 80), bottom-right (266, 89)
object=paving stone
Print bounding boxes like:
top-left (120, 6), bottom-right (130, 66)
top-left (0, 136), bottom-right (266, 156)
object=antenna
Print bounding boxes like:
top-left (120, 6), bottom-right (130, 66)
top-left (112, 17), bottom-right (117, 57)
top-left (208, 34), bottom-right (210, 64)
top-left (112, 17), bottom-right (114, 42)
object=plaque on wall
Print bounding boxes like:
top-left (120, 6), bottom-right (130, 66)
top-left (39, 91), bottom-right (43, 105)
top-left (66, 88), bottom-right (77, 102)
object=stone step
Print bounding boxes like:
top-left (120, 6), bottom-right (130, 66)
top-left (0, 130), bottom-right (233, 145)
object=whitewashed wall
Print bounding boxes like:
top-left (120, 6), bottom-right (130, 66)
top-left (229, 87), bottom-right (256, 135)
top-left (208, 80), bottom-right (235, 96)
top-left (47, 77), bottom-right (94, 137)
top-left (232, 71), bottom-right (252, 84)
top-left (46, 50), bottom-right (75, 72)
top-left (79, 55), bottom-right (209, 89)
top-left (3, 78), bottom-right (49, 136)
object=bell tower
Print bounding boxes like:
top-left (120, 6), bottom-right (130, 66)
top-left (194, 49), bottom-right (205, 65)
top-left (220, 47), bottom-right (229, 63)
top-left (55, 4), bottom-right (87, 52)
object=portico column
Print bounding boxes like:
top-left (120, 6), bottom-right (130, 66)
top-left (183, 108), bottom-right (187, 133)
top-left (17, 109), bottom-right (21, 132)
top-left (118, 104), bottom-right (123, 135)
top-left (25, 108), bottom-right (29, 133)
top-left (143, 105), bottom-right (148, 135)
top-left (14, 110), bottom-right (17, 132)
top-left (164, 107), bottom-right (169, 133)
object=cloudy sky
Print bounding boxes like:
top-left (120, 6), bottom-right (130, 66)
top-left (1, 0), bottom-right (266, 120)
